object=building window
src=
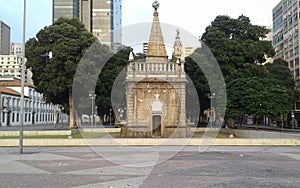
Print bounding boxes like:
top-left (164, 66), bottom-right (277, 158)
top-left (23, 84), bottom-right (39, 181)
top-left (290, 60), bottom-right (294, 68)
top-left (296, 68), bottom-right (300, 77)
top-left (295, 58), bottom-right (299, 66)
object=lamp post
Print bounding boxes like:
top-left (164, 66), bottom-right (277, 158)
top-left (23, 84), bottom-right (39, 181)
top-left (89, 93), bottom-right (96, 129)
top-left (95, 106), bottom-right (98, 127)
top-left (291, 111), bottom-right (295, 129)
top-left (19, 0), bottom-right (26, 154)
top-left (208, 93), bottom-right (215, 128)
top-left (110, 108), bottom-right (112, 126)
top-left (61, 106), bottom-right (64, 128)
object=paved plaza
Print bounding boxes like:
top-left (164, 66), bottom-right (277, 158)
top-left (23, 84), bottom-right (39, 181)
top-left (0, 146), bottom-right (300, 187)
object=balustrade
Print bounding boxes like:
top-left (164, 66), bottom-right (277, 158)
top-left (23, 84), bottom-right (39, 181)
top-left (128, 62), bottom-right (184, 77)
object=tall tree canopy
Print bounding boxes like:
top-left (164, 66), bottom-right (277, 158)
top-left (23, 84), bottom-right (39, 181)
top-left (201, 15), bottom-right (275, 80)
top-left (185, 15), bottom-right (296, 125)
top-left (96, 47), bottom-right (132, 119)
top-left (25, 18), bottom-right (101, 129)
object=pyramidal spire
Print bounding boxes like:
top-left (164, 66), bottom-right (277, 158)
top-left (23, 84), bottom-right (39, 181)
top-left (146, 1), bottom-right (168, 61)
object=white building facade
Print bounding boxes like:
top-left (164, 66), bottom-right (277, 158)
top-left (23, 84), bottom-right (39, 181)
top-left (10, 43), bottom-right (23, 56)
top-left (0, 55), bottom-right (33, 84)
top-left (0, 79), bottom-right (56, 126)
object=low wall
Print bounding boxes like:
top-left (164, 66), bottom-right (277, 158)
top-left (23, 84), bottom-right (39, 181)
top-left (1, 138), bottom-right (300, 147)
top-left (80, 128), bottom-right (121, 133)
top-left (220, 128), bottom-right (300, 138)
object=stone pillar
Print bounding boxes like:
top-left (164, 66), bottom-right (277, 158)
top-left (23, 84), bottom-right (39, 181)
top-left (179, 83), bottom-right (186, 126)
top-left (126, 82), bottom-right (135, 126)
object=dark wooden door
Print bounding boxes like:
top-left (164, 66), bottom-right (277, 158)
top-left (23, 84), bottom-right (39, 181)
top-left (152, 115), bottom-right (161, 136)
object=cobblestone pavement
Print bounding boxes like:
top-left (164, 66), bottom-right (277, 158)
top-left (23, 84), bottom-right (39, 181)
top-left (0, 146), bottom-right (300, 187)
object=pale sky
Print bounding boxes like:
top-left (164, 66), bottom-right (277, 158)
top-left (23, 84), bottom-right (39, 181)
top-left (0, 0), bottom-right (279, 43)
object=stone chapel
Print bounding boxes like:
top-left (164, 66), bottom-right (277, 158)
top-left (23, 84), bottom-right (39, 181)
top-left (122, 1), bottom-right (189, 138)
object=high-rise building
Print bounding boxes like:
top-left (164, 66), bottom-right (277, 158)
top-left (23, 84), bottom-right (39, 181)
top-left (53, 0), bottom-right (122, 49)
top-left (79, 0), bottom-right (91, 31)
top-left (273, 0), bottom-right (300, 108)
top-left (0, 20), bottom-right (10, 55)
top-left (52, 0), bottom-right (79, 22)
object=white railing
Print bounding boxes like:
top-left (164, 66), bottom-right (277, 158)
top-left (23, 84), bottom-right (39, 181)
top-left (127, 62), bottom-right (185, 78)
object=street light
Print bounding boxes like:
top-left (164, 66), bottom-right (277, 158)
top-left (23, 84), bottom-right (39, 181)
top-left (291, 111), bottom-right (295, 129)
top-left (61, 106), bottom-right (64, 128)
top-left (110, 108), bottom-right (112, 126)
top-left (208, 93), bottom-right (215, 128)
top-left (89, 93), bottom-right (96, 129)
top-left (19, 0), bottom-right (26, 154)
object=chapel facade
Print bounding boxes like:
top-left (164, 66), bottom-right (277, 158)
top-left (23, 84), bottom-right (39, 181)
top-left (122, 1), bottom-right (189, 138)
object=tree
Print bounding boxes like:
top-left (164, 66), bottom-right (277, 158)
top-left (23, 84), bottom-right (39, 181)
top-left (227, 76), bottom-right (291, 122)
top-left (95, 47), bottom-right (132, 122)
top-left (25, 18), bottom-right (100, 129)
top-left (185, 45), bottom-right (227, 124)
top-left (226, 59), bottom-right (296, 125)
top-left (266, 58), bottom-right (295, 90)
top-left (185, 15), bottom-right (295, 126)
top-left (201, 15), bottom-right (275, 81)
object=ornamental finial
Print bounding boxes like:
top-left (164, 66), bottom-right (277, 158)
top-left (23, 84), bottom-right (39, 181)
top-left (152, 1), bottom-right (160, 10)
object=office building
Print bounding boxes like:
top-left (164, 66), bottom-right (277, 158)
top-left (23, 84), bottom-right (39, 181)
top-left (0, 55), bottom-right (33, 83)
top-left (10, 43), bottom-right (23, 56)
top-left (0, 20), bottom-right (10, 55)
top-left (52, 0), bottom-right (79, 22)
top-left (264, 26), bottom-right (273, 41)
top-left (53, 0), bottom-right (122, 49)
top-left (183, 47), bottom-right (197, 58)
top-left (273, 0), bottom-right (300, 108)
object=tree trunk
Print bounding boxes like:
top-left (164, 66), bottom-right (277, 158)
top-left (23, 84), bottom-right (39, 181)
top-left (69, 92), bottom-right (75, 129)
top-left (255, 118), bottom-right (258, 130)
top-left (75, 111), bottom-right (80, 128)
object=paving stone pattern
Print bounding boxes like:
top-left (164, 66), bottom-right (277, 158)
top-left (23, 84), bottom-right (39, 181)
top-left (0, 147), bottom-right (300, 187)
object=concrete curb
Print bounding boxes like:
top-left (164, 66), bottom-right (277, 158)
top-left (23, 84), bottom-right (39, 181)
top-left (1, 138), bottom-right (300, 147)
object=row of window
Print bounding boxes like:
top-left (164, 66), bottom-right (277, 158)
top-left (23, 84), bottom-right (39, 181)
top-left (0, 57), bottom-right (22, 60)
top-left (2, 112), bottom-right (54, 124)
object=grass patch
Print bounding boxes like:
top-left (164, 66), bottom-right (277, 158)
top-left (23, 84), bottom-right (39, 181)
top-left (72, 132), bottom-right (117, 139)
top-left (0, 135), bottom-right (68, 139)
top-left (0, 132), bottom-right (120, 139)
top-left (193, 131), bottom-right (231, 138)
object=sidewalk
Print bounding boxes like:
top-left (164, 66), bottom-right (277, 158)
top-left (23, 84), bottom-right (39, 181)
top-left (239, 124), bottom-right (300, 133)
top-left (0, 146), bottom-right (300, 187)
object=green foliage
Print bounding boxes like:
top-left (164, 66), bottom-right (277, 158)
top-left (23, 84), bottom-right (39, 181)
top-left (201, 15), bottom-right (275, 81)
top-left (26, 18), bottom-right (97, 106)
top-left (227, 76), bottom-right (291, 118)
top-left (95, 47), bottom-right (132, 117)
top-left (185, 15), bottom-right (296, 121)
top-left (25, 18), bottom-right (105, 128)
top-left (226, 59), bottom-right (295, 118)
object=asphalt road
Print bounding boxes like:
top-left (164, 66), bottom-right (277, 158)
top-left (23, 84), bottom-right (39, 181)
top-left (0, 146), bottom-right (300, 188)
